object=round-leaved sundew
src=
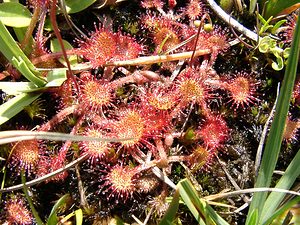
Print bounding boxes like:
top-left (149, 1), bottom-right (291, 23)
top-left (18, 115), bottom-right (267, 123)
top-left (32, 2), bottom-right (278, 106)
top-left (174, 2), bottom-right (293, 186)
top-left (5, 196), bottom-right (32, 225)
top-left (113, 109), bottom-right (146, 148)
top-left (9, 139), bottom-right (40, 175)
top-left (79, 72), bottom-right (113, 113)
top-left (79, 126), bottom-right (110, 164)
top-left (225, 72), bottom-right (259, 110)
top-left (185, 0), bottom-right (203, 20)
top-left (102, 165), bottom-right (138, 202)
top-left (77, 27), bottom-right (117, 67)
top-left (197, 115), bottom-right (229, 149)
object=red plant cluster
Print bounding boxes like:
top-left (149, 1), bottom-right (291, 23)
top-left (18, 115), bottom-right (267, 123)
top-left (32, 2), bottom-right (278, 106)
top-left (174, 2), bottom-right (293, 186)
top-left (78, 72), bottom-right (114, 113)
top-left (197, 115), bottom-right (229, 149)
top-left (3, 0), bottom-right (263, 216)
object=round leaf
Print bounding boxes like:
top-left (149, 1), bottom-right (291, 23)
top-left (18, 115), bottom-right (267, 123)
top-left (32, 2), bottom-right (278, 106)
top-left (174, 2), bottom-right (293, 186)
top-left (64, 0), bottom-right (97, 14)
top-left (50, 38), bottom-right (78, 66)
top-left (0, 2), bottom-right (31, 27)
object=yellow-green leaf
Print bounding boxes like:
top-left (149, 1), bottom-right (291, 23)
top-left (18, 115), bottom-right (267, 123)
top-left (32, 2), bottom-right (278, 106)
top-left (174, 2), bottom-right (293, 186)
top-left (0, 2), bottom-right (31, 27)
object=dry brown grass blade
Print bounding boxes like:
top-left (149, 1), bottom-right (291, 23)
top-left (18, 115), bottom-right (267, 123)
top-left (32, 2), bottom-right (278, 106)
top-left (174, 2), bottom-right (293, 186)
top-left (204, 187), bottom-right (300, 201)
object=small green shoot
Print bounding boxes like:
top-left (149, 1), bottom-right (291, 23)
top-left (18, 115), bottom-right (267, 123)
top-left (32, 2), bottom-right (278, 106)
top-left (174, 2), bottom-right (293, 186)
top-left (177, 179), bottom-right (229, 225)
top-left (258, 36), bottom-right (290, 71)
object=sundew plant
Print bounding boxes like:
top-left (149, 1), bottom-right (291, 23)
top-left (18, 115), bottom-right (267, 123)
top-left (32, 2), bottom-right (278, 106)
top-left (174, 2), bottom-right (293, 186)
top-left (0, 0), bottom-right (299, 224)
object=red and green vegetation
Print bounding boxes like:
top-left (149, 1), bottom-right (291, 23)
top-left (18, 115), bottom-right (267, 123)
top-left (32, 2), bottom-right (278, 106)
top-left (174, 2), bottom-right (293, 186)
top-left (0, 0), bottom-right (299, 224)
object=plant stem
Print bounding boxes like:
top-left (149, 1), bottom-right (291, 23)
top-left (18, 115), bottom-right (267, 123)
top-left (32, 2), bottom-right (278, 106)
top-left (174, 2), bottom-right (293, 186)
top-left (105, 49), bottom-right (211, 66)
top-left (50, 0), bottom-right (79, 93)
top-left (34, 48), bottom-right (211, 69)
top-left (32, 50), bottom-right (74, 66)
top-left (20, 6), bottom-right (41, 50)
top-left (205, 0), bottom-right (258, 41)
top-left (38, 105), bottom-right (79, 131)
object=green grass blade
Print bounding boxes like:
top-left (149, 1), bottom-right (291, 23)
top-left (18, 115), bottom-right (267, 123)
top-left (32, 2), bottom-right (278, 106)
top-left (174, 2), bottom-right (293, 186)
top-left (177, 179), bottom-right (230, 225)
top-left (177, 180), bottom-right (205, 225)
top-left (247, 209), bottom-right (258, 225)
top-left (263, 0), bottom-right (299, 19)
top-left (262, 196), bottom-right (300, 225)
top-left (0, 69), bottom-right (66, 95)
top-left (0, 20), bottom-right (46, 86)
top-left (47, 194), bottom-right (71, 225)
top-left (22, 172), bottom-right (44, 225)
top-left (0, 68), bottom-right (65, 124)
top-left (246, 12), bottom-right (300, 224)
top-left (0, 82), bottom-right (38, 95)
top-left (261, 148), bottom-right (300, 223)
top-left (59, 209), bottom-right (83, 225)
top-left (11, 56), bottom-right (46, 87)
top-left (46, 68), bottom-right (67, 87)
top-left (0, 93), bottom-right (41, 125)
top-left (249, 0), bottom-right (257, 14)
top-left (159, 189), bottom-right (180, 225)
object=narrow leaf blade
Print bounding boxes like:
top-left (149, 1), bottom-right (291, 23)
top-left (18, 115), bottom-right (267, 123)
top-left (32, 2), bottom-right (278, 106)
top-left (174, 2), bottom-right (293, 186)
top-left (177, 179), bottom-right (230, 225)
top-left (0, 93), bottom-right (41, 125)
top-left (159, 189), bottom-right (180, 225)
top-left (264, 0), bottom-right (300, 18)
top-left (261, 148), bottom-right (300, 222)
top-left (263, 197), bottom-right (300, 225)
top-left (246, 11), bottom-right (300, 223)
top-left (0, 20), bottom-right (46, 86)
top-left (47, 194), bottom-right (71, 225)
